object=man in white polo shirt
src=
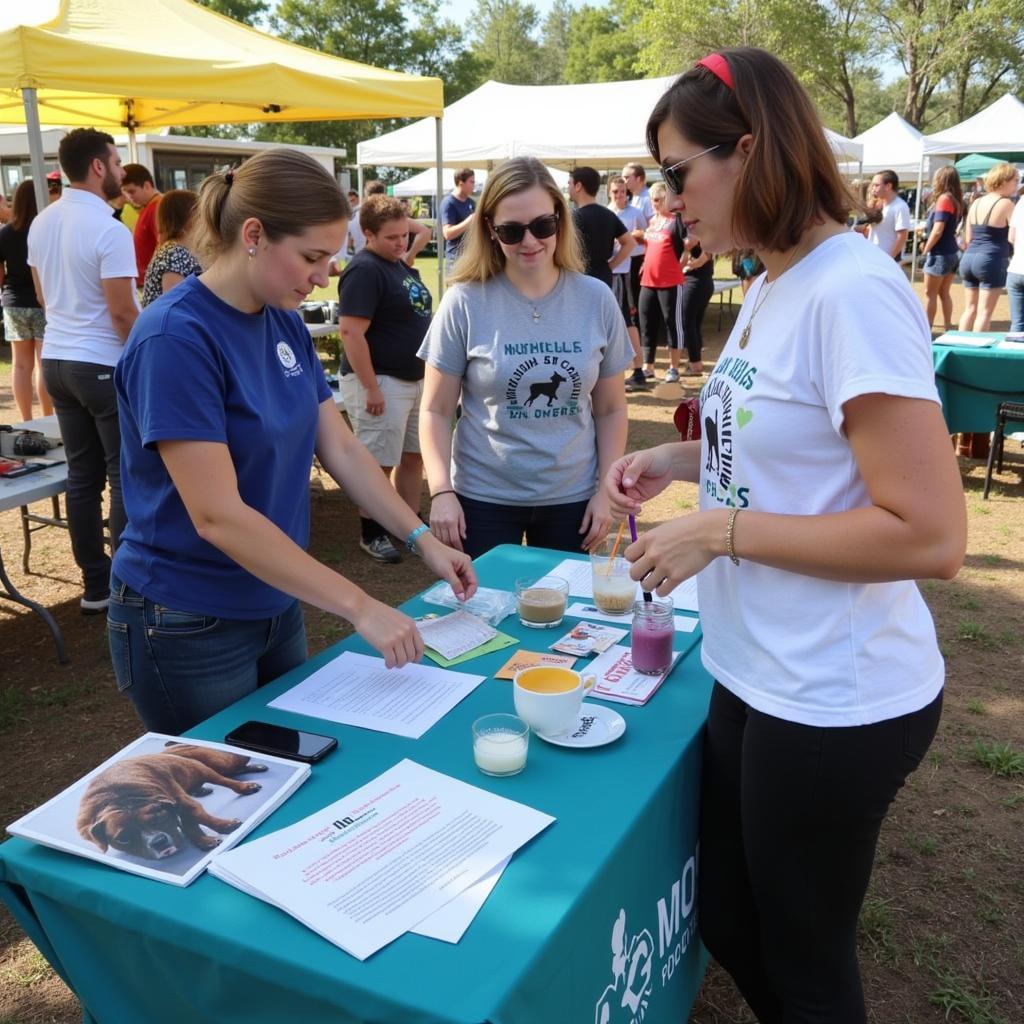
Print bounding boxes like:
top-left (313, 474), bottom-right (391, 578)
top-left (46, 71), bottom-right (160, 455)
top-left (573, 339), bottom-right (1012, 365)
top-left (28, 128), bottom-right (138, 614)
top-left (867, 169), bottom-right (911, 261)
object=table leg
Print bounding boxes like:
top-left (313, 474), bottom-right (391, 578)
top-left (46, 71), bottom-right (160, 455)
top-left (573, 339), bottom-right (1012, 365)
top-left (0, 543), bottom-right (69, 664)
top-left (20, 504), bottom-right (31, 574)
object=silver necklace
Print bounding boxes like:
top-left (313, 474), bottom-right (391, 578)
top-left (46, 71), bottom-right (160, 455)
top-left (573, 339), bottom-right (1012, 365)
top-left (738, 244), bottom-right (802, 350)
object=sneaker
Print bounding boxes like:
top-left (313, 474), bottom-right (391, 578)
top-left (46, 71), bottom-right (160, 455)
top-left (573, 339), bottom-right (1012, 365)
top-left (80, 594), bottom-right (109, 615)
top-left (643, 368), bottom-right (655, 380)
top-left (625, 372), bottom-right (649, 392)
top-left (359, 535), bottom-right (403, 564)
top-left (664, 367), bottom-right (680, 383)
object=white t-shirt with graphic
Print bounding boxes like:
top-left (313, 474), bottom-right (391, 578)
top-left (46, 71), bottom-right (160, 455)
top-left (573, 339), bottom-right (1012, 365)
top-left (697, 232), bottom-right (944, 727)
top-left (418, 271), bottom-right (633, 505)
top-left (867, 194), bottom-right (911, 257)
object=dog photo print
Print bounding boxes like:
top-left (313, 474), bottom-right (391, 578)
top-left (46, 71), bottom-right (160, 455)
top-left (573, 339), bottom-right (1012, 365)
top-left (7, 733), bottom-right (310, 886)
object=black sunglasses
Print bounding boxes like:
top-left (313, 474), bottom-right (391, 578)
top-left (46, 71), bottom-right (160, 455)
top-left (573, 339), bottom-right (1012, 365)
top-left (661, 144), bottom-right (721, 195)
top-left (490, 212), bottom-right (559, 245)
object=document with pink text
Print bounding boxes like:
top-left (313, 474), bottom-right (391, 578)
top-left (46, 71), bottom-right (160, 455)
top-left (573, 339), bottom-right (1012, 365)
top-left (208, 759), bottom-right (554, 959)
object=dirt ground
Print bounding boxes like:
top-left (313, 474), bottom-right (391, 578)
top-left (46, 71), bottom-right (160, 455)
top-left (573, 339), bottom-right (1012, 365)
top-left (0, 283), bottom-right (1021, 1024)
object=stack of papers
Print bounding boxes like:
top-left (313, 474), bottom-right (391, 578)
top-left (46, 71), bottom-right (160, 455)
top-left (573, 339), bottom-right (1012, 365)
top-left (586, 645), bottom-right (682, 706)
top-left (209, 760), bottom-right (555, 959)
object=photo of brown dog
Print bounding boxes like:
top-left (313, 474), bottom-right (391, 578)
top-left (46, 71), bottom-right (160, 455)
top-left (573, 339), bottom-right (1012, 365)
top-left (76, 744), bottom-right (268, 860)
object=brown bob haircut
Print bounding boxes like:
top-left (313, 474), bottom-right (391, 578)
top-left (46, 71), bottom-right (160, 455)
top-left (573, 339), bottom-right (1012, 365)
top-left (359, 194), bottom-right (406, 235)
top-left (156, 189), bottom-right (198, 243)
top-left (646, 47), bottom-right (852, 252)
top-left (194, 149), bottom-right (349, 263)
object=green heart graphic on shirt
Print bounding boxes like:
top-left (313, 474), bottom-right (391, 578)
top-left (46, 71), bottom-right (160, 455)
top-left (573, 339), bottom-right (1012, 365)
top-left (737, 407), bottom-right (753, 429)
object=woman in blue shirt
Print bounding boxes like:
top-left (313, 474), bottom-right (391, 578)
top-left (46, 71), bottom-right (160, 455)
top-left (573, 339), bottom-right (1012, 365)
top-left (109, 150), bottom-right (476, 734)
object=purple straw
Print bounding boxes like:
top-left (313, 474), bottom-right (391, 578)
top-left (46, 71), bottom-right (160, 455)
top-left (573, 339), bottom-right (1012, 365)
top-left (628, 515), bottom-right (653, 602)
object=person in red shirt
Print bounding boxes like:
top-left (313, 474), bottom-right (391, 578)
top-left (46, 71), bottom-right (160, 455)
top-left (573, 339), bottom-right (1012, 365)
top-left (121, 163), bottom-right (162, 281)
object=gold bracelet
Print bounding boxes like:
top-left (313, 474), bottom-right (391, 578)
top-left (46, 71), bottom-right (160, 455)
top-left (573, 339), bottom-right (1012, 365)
top-left (726, 508), bottom-right (740, 566)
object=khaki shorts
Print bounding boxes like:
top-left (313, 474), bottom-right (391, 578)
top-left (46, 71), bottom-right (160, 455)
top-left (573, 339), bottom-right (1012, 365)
top-left (3, 306), bottom-right (46, 342)
top-left (340, 373), bottom-right (422, 467)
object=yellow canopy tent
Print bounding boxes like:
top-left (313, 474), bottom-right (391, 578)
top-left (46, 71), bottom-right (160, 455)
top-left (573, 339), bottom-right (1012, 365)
top-left (0, 0), bottom-right (446, 271)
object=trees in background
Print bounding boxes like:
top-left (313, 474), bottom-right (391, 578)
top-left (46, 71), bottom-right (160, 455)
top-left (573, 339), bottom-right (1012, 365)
top-left (193, 0), bottom-right (1023, 151)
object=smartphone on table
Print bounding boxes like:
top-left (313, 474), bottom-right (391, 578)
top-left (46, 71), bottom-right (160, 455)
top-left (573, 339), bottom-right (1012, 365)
top-left (224, 721), bottom-right (338, 763)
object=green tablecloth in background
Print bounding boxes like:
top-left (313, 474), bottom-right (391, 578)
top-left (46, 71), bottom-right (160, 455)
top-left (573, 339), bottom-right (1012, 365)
top-left (932, 336), bottom-right (1024, 433)
top-left (0, 544), bottom-right (713, 1024)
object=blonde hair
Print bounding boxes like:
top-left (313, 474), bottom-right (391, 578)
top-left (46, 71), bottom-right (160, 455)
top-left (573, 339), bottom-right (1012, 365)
top-left (649, 182), bottom-right (668, 201)
top-left (194, 149), bottom-right (349, 263)
top-left (984, 162), bottom-right (1018, 192)
top-left (448, 157), bottom-right (583, 285)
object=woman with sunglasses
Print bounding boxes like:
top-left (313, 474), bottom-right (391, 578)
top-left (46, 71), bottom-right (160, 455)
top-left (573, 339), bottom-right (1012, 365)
top-left (419, 157), bottom-right (632, 558)
top-left (604, 49), bottom-right (965, 1023)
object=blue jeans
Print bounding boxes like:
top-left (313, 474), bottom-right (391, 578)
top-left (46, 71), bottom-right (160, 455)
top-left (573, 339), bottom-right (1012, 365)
top-left (1008, 272), bottom-right (1024, 332)
top-left (107, 573), bottom-right (307, 734)
top-left (457, 494), bottom-right (592, 559)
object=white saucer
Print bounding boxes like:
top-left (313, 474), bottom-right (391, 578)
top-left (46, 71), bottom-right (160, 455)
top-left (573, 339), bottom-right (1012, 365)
top-left (535, 703), bottom-right (626, 748)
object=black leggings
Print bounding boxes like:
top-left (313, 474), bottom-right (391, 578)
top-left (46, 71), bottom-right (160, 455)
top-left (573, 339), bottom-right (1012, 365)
top-left (679, 273), bottom-right (714, 363)
top-left (699, 682), bottom-right (942, 1023)
top-left (638, 284), bottom-right (683, 364)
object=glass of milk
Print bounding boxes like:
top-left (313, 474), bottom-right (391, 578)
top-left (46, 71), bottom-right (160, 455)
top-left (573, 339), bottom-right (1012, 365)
top-left (472, 714), bottom-right (530, 776)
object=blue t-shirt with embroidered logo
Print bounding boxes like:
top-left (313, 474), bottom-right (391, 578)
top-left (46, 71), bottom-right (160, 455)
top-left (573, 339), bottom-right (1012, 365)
top-left (113, 274), bottom-right (332, 618)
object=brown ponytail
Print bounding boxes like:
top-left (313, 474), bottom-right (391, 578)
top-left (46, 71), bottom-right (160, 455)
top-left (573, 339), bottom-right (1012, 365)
top-left (194, 148), bottom-right (349, 264)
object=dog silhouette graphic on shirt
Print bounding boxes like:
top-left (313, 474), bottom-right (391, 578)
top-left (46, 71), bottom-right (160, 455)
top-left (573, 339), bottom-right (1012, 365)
top-left (704, 410), bottom-right (720, 474)
top-left (524, 371), bottom-right (567, 408)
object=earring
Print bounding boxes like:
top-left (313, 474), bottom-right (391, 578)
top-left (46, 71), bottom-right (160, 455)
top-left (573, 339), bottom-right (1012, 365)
top-left (247, 247), bottom-right (256, 259)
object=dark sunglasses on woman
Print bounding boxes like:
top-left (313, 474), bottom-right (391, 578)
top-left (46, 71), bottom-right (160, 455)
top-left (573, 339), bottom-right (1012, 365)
top-left (489, 212), bottom-right (559, 245)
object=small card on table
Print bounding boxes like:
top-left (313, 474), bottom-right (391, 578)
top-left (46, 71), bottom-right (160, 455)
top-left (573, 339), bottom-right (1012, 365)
top-left (550, 621), bottom-right (628, 656)
top-left (494, 649), bottom-right (578, 680)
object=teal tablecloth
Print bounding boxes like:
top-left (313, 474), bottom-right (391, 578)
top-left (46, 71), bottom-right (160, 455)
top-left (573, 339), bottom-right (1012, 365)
top-left (932, 337), bottom-right (1024, 433)
top-left (0, 545), bottom-right (712, 1024)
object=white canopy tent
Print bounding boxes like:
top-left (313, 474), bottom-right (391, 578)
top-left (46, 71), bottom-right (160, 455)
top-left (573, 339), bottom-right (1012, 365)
top-left (909, 94), bottom-right (1024, 280)
top-left (359, 78), bottom-right (863, 170)
top-left (838, 112), bottom-right (950, 178)
top-left (391, 164), bottom-right (570, 197)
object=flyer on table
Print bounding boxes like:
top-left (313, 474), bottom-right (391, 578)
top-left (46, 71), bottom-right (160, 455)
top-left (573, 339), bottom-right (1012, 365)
top-left (209, 759), bottom-right (555, 960)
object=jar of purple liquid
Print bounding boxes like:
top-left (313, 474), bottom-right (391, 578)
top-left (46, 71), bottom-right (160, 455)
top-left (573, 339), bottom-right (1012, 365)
top-left (631, 599), bottom-right (674, 675)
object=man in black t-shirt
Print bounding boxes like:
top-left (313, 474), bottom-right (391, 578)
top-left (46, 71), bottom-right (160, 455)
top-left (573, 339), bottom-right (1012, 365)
top-left (569, 166), bottom-right (635, 288)
top-left (338, 196), bottom-right (434, 563)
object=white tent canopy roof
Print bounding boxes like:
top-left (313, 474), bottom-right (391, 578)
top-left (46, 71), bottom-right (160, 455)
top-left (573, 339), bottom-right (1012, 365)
top-left (359, 79), bottom-right (863, 169)
top-left (391, 165), bottom-right (570, 196)
top-left (922, 94), bottom-right (1024, 155)
top-left (838, 111), bottom-right (950, 177)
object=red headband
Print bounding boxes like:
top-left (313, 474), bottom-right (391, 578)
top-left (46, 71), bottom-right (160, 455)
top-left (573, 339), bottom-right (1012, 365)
top-left (697, 53), bottom-right (734, 91)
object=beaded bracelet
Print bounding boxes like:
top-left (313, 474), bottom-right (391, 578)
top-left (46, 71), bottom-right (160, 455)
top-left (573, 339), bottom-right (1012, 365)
top-left (726, 508), bottom-right (740, 566)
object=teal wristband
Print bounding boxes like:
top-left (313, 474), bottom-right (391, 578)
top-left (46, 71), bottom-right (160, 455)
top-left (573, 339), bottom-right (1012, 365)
top-left (406, 523), bottom-right (431, 552)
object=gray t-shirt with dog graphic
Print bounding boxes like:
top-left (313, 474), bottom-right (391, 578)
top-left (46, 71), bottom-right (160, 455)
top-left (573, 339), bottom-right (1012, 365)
top-left (418, 270), bottom-right (633, 505)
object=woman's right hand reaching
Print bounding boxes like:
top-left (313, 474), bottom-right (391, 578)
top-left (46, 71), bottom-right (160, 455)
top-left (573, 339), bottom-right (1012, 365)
top-left (604, 445), bottom-right (681, 517)
top-left (349, 596), bottom-right (423, 668)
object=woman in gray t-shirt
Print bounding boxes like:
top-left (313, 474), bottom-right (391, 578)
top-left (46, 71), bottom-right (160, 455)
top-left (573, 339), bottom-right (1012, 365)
top-left (418, 158), bottom-right (633, 559)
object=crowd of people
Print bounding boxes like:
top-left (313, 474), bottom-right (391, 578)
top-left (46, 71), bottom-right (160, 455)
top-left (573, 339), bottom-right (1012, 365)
top-left (3, 45), bottom-right (1012, 1023)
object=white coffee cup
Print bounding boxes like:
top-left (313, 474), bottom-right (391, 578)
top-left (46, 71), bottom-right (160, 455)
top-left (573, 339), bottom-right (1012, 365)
top-left (513, 666), bottom-right (596, 736)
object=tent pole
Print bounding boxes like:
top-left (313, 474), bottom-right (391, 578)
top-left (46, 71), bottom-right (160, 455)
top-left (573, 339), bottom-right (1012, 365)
top-left (21, 89), bottom-right (49, 215)
top-left (357, 165), bottom-right (364, 200)
top-left (910, 154), bottom-right (925, 285)
top-left (125, 99), bottom-right (139, 163)
top-left (435, 117), bottom-right (444, 296)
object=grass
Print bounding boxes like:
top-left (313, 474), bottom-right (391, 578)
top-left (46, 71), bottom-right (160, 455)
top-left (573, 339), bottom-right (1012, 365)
top-left (928, 970), bottom-right (1008, 1024)
top-left (966, 698), bottom-right (987, 715)
top-left (971, 739), bottom-right (1024, 777)
top-left (956, 621), bottom-right (996, 645)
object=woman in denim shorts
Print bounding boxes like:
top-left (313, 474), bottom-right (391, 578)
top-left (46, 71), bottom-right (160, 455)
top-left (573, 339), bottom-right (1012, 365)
top-left (958, 163), bottom-right (1018, 332)
top-left (0, 180), bottom-right (52, 420)
top-left (919, 167), bottom-right (963, 333)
